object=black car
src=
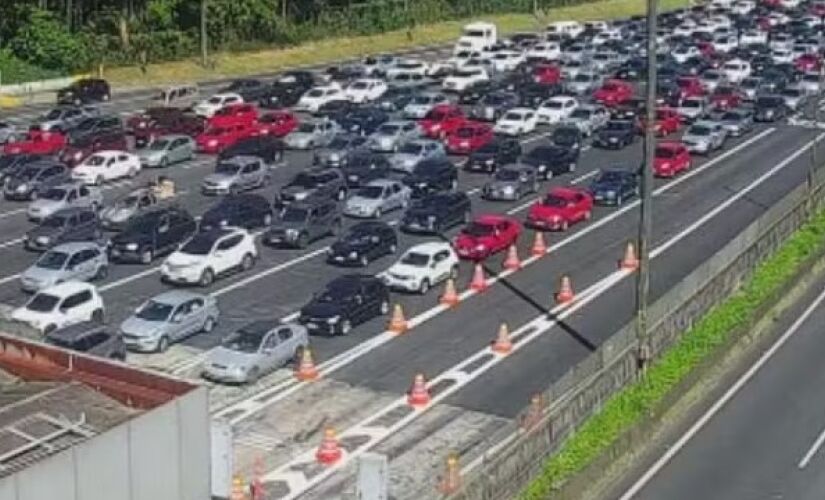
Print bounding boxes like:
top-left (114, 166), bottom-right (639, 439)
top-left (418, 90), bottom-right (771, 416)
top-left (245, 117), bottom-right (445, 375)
top-left (110, 207), bottom-right (198, 263)
top-left (316, 99), bottom-right (358, 122)
top-left (517, 83), bottom-right (562, 108)
top-left (280, 168), bottom-right (348, 203)
top-left (220, 79), bottom-right (269, 102)
top-left (260, 71), bottom-right (315, 109)
top-left (0, 153), bottom-right (45, 183)
top-left (218, 135), bottom-right (285, 165)
top-left (520, 145), bottom-right (579, 180)
top-left (57, 78), bottom-right (111, 105)
top-left (67, 115), bottom-right (123, 143)
top-left (470, 91), bottom-right (521, 121)
top-left (464, 137), bottom-right (522, 173)
top-left (4, 161), bottom-right (71, 201)
top-left (46, 321), bottom-right (126, 360)
top-left (401, 158), bottom-right (459, 197)
top-left (24, 207), bottom-right (101, 251)
top-left (551, 126), bottom-right (583, 151)
top-left (199, 194), bottom-right (273, 231)
top-left (313, 134), bottom-right (370, 168)
top-left (327, 221), bottom-right (398, 267)
top-left (614, 58), bottom-right (647, 81)
top-left (299, 274), bottom-right (390, 335)
top-left (458, 80), bottom-right (497, 105)
top-left (376, 87), bottom-right (417, 111)
top-left (335, 108), bottom-right (389, 136)
top-left (594, 120), bottom-right (636, 149)
top-left (340, 152), bottom-right (391, 188)
top-left (754, 95), bottom-right (787, 122)
top-left (588, 168), bottom-right (639, 206)
top-left (400, 191), bottom-right (471, 234)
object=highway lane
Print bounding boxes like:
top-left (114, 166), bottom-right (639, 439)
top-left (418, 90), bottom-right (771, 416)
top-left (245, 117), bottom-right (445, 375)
top-left (615, 277), bottom-right (825, 500)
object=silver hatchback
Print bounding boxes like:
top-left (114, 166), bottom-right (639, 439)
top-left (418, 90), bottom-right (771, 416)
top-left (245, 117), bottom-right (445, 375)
top-left (120, 290), bottom-right (220, 352)
top-left (20, 241), bottom-right (108, 292)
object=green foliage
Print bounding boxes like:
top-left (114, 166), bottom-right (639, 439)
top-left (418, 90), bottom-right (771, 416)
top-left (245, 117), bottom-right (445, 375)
top-left (520, 208), bottom-right (825, 500)
top-left (0, 48), bottom-right (62, 85)
top-left (8, 8), bottom-right (89, 72)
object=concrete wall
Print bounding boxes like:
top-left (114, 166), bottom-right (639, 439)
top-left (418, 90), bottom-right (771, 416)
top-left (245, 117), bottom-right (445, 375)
top-left (0, 386), bottom-right (210, 500)
top-left (451, 169), bottom-right (825, 500)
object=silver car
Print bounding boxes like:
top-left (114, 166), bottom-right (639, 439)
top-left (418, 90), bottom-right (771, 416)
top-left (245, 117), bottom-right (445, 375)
top-left (368, 121), bottom-right (420, 152)
top-left (402, 93), bottom-right (450, 119)
top-left (32, 105), bottom-right (99, 133)
top-left (0, 122), bottom-right (17, 144)
top-left (20, 242), bottom-right (108, 292)
top-left (284, 119), bottom-right (340, 149)
top-left (27, 182), bottom-right (102, 222)
top-left (564, 105), bottom-right (610, 137)
top-left (201, 155), bottom-right (270, 195)
top-left (565, 72), bottom-right (603, 96)
top-left (120, 290), bottom-right (220, 352)
top-left (482, 165), bottom-right (538, 201)
top-left (100, 188), bottom-right (160, 231)
top-left (719, 109), bottom-right (754, 137)
top-left (344, 179), bottom-right (411, 218)
top-left (138, 134), bottom-right (195, 168)
top-left (203, 320), bottom-right (308, 384)
top-left (389, 139), bottom-right (447, 173)
top-left (780, 86), bottom-right (808, 112)
top-left (681, 120), bottom-right (727, 155)
top-left (676, 97), bottom-right (708, 123)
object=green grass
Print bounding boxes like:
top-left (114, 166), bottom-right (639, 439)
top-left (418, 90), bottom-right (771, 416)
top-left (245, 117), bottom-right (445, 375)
top-left (103, 0), bottom-right (688, 88)
top-left (520, 206), bottom-right (825, 499)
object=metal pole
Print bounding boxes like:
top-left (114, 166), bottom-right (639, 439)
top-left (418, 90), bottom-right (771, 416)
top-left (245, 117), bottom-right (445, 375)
top-left (201, 0), bottom-right (208, 67)
top-left (810, 55), bottom-right (824, 199)
top-left (636, 0), bottom-right (658, 371)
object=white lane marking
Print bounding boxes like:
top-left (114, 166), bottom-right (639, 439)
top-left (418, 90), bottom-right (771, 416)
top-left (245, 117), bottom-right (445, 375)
top-left (0, 237), bottom-right (24, 250)
top-left (799, 424), bottom-right (825, 469)
top-left (0, 208), bottom-right (27, 219)
top-left (0, 273), bottom-right (21, 286)
top-left (571, 169), bottom-right (599, 185)
top-left (621, 282), bottom-right (825, 499)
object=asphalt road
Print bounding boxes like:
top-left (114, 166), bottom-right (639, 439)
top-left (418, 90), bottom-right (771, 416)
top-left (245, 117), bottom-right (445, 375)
top-left (613, 278), bottom-right (825, 500)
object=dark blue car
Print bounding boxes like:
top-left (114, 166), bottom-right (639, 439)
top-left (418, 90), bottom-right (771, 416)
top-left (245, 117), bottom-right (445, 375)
top-left (588, 168), bottom-right (638, 206)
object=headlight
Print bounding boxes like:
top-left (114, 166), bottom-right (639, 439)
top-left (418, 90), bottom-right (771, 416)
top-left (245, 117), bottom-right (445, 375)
top-left (16, 183), bottom-right (28, 192)
top-left (126, 243), bottom-right (138, 251)
top-left (606, 190), bottom-right (617, 197)
top-left (326, 315), bottom-right (340, 324)
top-left (293, 191), bottom-right (308, 201)
top-left (285, 228), bottom-right (299, 237)
top-left (208, 139), bottom-right (218, 147)
top-left (474, 244), bottom-right (486, 251)
top-left (502, 185), bottom-right (515, 194)
top-left (485, 158), bottom-right (495, 165)
top-left (431, 124), bottom-right (441, 132)
top-left (348, 251), bottom-right (358, 259)
top-left (73, 151), bottom-right (82, 160)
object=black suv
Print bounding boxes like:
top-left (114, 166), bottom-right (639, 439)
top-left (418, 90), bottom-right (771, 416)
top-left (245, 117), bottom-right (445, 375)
top-left (402, 158), bottom-right (458, 198)
top-left (24, 207), bottom-right (101, 251)
top-left (217, 135), bottom-right (284, 165)
top-left (220, 78), bottom-right (269, 102)
top-left (264, 196), bottom-right (342, 248)
top-left (465, 138), bottom-right (522, 174)
top-left (57, 78), bottom-right (111, 105)
top-left (754, 95), bottom-right (788, 122)
top-left (260, 71), bottom-right (315, 109)
top-left (67, 115), bottom-right (124, 143)
top-left (110, 207), bottom-right (197, 263)
top-left (551, 125), bottom-right (583, 151)
top-left (520, 145), bottom-right (579, 180)
top-left (400, 191), bottom-right (471, 234)
top-left (327, 221), bottom-right (398, 267)
top-left (336, 108), bottom-right (389, 136)
top-left (299, 274), bottom-right (390, 335)
top-left (280, 168), bottom-right (348, 203)
top-left (46, 321), bottom-right (126, 360)
top-left (594, 120), bottom-right (636, 149)
top-left (340, 152), bottom-right (391, 188)
top-left (199, 194), bottom-right (274, 232)
top-left (4, 161), bottom-right (71, 201)
top-left (588, 168), bottom-right (639, 206)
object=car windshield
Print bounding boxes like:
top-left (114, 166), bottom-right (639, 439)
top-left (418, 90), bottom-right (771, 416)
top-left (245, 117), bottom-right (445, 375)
top-left (573, 74), bottom-right (592, 83)
top-left (180, 235), bottom-right (215, 255)
top-left (327, 137), bottom-right (351, 149)
top-left (222, 328), bottom-right (265, 353)
top-left (289, 173), bottom-right (320, 188)
top-left (681, 100), bottom-right (702, 109)
top-left (597, 171), bottom-right (626, 182)
top-left (36, 250), bottom-right (69, 270)
top-left (689, 125), bottom-right (712, 136)
top-left (721, 112), bottom-right (742, 121)
top-left (656, 147), bottom-right (676, 158)
top-left (41, 188), bottom-right (67, 201)
top-left (494, 169), bottom-right (521, 181)
top-left (605, 121), bottom-right (632, 130)
top-left (782, 89), bottom-right (802, 97)
top-left (281, 207), bottom-right (309, 222)
top-left (84, 154), bottom-right (107, 166)
top-left (703, 72), bottom-right (721, 80)
top-left (503, 111), bottom-right (525, 121)
top-left (150, 139), bottom-right (170, 150)
top-left (803, 74), bottom-right (820, 82)
top-left (400, 251), bottom-right (430, 266)
top-left (26, 293), bottom-right (60, 313)
top-left (463, 222), bottom-right (494, 236)
top-left (544, 100), bottom-right (564, 109)
top-left (377, 124), bottom-right (400, 135)
top-left (136, 300), bottom-right (174, 321)
top-left (483, 94), bottom-right (509, 105)
top-left (399, 143), bottom-right (424, 155)
top-left (356, 186), bottom-right (384, 199)
top-left (116, 195), bottom-right (140, 208)
top-left (297, 123), bottom-right (317, 133)
top-left (454, 70), bottom-right (478, 78)
top-left (215, 162), bottom-right (241, 175)
top-left (757, 97), bottom-right (784, 107)
top-left (18, 168), bottom-right (40, 180)
top-left (541, 195), bottom-right (566, 207)
top-left (44, 109), bottom-right (63, 120)
top-left (306, 89), bottom-right (324, 97)
top-left (412, 95), bottom-right (436, 105)
top-left (207, 97), bottom-right (223, 104)
top-left (75, 119), bottom-right (96, 131)
top-left (456, 127), bottom-right (476, 138)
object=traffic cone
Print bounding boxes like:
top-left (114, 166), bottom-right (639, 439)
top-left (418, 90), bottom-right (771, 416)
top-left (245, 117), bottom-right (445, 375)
top-left (619, 241), bottom-right (640, 270)
top-left (439, 278), bottom-right (460, 307)
top-left (437, 452), bottom-right (462, 494)
top-left (491, 323), bottom-right (513, 354)
top-left (231, 475), bottom-right (247, 500)
top-left (295, 347), bottom-right (319, 381)
top-left (407, 373), bottom-right (431, 407)
top-left (521, 393), bottom-right (544, 431)
top-left (469, 263), bottom-right (488, 292)
top-left (388, 303), bottom-right (408, 334)
top-left (555, 275), bottom-right (575, 304)
top-left (531, 231), bottom-right (547, 257)
top-left (250, 457), bottom-right (265, 500)
top-left (502, 244), bottom-right (522, 270)
top-left (316, 427), bottom-right (343, 465)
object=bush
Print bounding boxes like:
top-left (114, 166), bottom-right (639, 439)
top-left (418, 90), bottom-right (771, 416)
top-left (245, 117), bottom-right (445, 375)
top-left (0, 48), bottom-right (62, 85)
top-left (8, 9), bottom-right (90, 73)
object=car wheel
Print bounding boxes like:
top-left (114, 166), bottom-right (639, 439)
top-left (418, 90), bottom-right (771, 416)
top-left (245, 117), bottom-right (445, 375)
top-left (340, 319), bottom-right (352, 335)
top-left (140, 248), bottom-right (153, 264)
top-left (202, 316), bottom-right (216, 333)
top-left (241, 253), bottom-right (255, 271)
top-left (95, 175), bottom-right (104, 186)
top-left (199, 268), bottom-right (215, 287)
top-left (419, 279), bottom-right (430, 294)
top-left (296, 233), bottom-right (309, 249)
top-left (95, 265), bottom-right (108, 280)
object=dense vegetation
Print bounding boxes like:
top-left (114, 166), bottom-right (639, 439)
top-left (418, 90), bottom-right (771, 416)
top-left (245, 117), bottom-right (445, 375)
top-left (0, 0), bottom-right (562, 84)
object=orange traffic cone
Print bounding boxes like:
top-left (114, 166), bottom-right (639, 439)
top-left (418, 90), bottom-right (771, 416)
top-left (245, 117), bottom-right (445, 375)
top-left (250, 457), bottom-right (265, 500)
top-left (491, 323), bottom-right (513, 354)
top-left (521, 393), bottom-right (544, 431)
top-left (437, 452), bottom-right (463, 494)
top-left (469, 263), bottom-right (488, 292)
top-left (439, 278), bottom-right (460, 307)
top-left (295, 347), bottom-right (319, 381)
top-left (619, 241), bottom-right (640, 270)
top-left (531, 231), bottom-right (547, 257)
top-left (407, 373), bottom-right (431, 407)
top-left (231, 475), bottom-right (247, 500)
top-left (555, 275), bottom-right (575, 304)
top-left (502, 244), bottom-right (522, 270)
top-left (388, 303), bottom-right (408, 334)
top-left (316, 427), bottom-right (343, 465)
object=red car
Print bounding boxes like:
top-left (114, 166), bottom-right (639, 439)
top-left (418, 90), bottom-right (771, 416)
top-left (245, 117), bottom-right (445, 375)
top-left (195, 123), bottom-right (255, 154)
top-left (255, 111), bottom-right (298, 137)
top-left (59, 132), bottom-right (128, 167)
top-left (206, 103), bottom-right (259, 128)
top-left (127, 107), bottom-right (181, 132)
top-left (445, 121), bottom-right (493, 155)
top-left (710, 86), bottom-right (741, 111)
top-left (3, 130), bottom-right (66, 156)
top-left (533, 64), bottom-right (562, 85)
top-left (453, 214), bottom-right (522, 260)
top-left (696, 41), bottom-right (716, 58)
top-left (419, 104), bottom-right (465, 139)
top-left (593, 80), bottom-right (634, 107)
top-left (134, 112), bottom-right (205, 148)
top-left (811, 2), bottom-right (825, 17)
top-left (676, 76), bottom-right (705, 100)
top-left (526, 187), bottom-right (593, 231)
top-left (639, 107), bottom-right (681, 136)
top-left (794, 54), bottom-right (822, 73)
top-left (653, 141), bottom-right (691, 178)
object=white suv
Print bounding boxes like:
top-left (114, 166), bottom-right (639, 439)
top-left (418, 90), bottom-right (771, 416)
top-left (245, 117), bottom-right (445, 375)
top-left (380, 242), bottom-right (459, 294)
top-left (161, 227), bottom-right (258, 287)
top-left (12, 282), bottom-right (104, 334)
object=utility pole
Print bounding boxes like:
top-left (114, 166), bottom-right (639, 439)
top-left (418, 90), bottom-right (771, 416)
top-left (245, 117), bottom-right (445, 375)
top-left (635, 0), bottom-right (658, 372)
top-left (201, 0), bottom-right (208, 67)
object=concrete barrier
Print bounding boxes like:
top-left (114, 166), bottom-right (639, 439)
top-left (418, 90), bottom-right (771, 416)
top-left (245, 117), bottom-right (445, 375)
top-left (0, 76), bottom-right (78, 96)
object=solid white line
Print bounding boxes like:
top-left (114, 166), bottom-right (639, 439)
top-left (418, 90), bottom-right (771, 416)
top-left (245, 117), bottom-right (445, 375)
top-left (571, 169), bottom-right (599, 184)
top-left (211, 246), bottom-right (329, 297)
top-left (798, 424), bottom-right (825, 469)
top-left (619, 283), bottom-right (825, 500)
top-left (0, 237), bottom-right (23, 250)
top-left (0, 273), bottom-right (20, 286)
top-left (0, 208), bottom-right (27, 220)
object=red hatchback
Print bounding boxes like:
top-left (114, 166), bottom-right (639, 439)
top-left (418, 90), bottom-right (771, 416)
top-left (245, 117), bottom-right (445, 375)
top-left (593, 80), bottom-right (634, 107)
top-left (445, 121), bottom-right (494, 155)
top-left (127, 107), bottom-right (180, 132)
top-left (653, 141), bottom-right (691, 177)
top-left (4, 130), bottom-right (66, 156)
top-left (526, 187), bottom-right (593, 231)
top-left (795, 54), bottom-right (822, 73)
top-left (255, 111), bottom-right (298, 137)
top-left (453, 214), bottom-right (522, 260)
top-left (207, 103), bottom-right (259, 128)
top-left (419, 104), bottom-right (465, 139)
top-left (640, 107), bottom-right (681, 136)
top-left (676, 76), bottom-right (705, 100)
top-left (60, 132), bottom-right (128, 167)
top-left (710, 86), bottom-right (741, 111)
top-left (533, 64), bottom-right (562, 85)
top-left (196, 123), bottom-right (255, 154)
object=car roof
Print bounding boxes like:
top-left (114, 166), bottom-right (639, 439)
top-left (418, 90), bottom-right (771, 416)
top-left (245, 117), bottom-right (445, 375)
top-left (407, 241), bottom-right (451, 254)
top-left (474, 213), bottom-right (513, 224)
top-left (38, 281), bottom-right (97, 296)
top-left (150, 290), bottom-right (208, 305)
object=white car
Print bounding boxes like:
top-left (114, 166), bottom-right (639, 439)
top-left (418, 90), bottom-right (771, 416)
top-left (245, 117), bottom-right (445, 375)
top-left (71, 151), bottom-right (141, 185)
top-left (673, 22), bottom-right (697, 37)
top-left (403, 93), bottom-right (450, 119)
top-left (740, 30), bottom-right (767, 46)
top-left (489, 50), bottom-right (525, 73)
top-left (380, 241), bottom-right (459, 294)
top-left (295, 84), bottom-right (344, 113)
top-left (721, 59), bottom-right (751, 84)
top-left (193, 93), bottom-right (243, 118)
top-left (493, 108), bottom-right (538, 136)
top-left (771, 48), bottom-right (794, 65)
top-left (672, 46), bottom-right (701, 64)
top-left (161, 227), bottom-right (258, 287)
top-left (770, 34), bottom-right (794, 52)
top-left (732, 0), bottom-right (755, 15)
top-left (442, 68), bottom-right (489, 92)
top-left (526, 43), bottom-right (561, 61)
top-left (11, 282), bottom-right (105, 334)
top-left (448, 50), bottom-right (483, 68)
top-left (536, 96), bottom-right (578, 124)
top-left (385, 59), bottom-right (430, 79)
top-left (700, 70), bottom-right (725, 93)
top-left (344, 78), bottom-right (388, 103)
top-left (711, 36), bottom-right (736, 54)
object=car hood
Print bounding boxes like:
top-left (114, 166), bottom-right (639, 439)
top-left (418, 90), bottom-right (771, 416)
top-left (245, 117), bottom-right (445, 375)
top-left (529, 203), bottom-right (563, 218)
top-left (682, 133), bottom-right (710, 143)
top-left (386, 262), bottom-right (425, 277)
top-left (203, 173), bottom-right (235, 186)
top-left (589, 179), bottom-right (623, 192)
top-left (20, 265), bottom-right (61, 285)
top-left (454, 233), bottom-right (495, 249)
top-left (330, 238), bottom-right (373, 254)
top-left (301, 301), bottom-right (343, 319)
top-left (101, 206), bottom-right (136, 223)
top-left (484, 180), bottom-right (518, 191)
top-left (165, 251), bottom-right (204, 268)
top-left (26, 225), bottom-right (60, 241)
top-left (280, 184), bottom-right (316, 199)
top-left (10, 307), bottom-right (48, 328)
top-left (390, 153), bottom-right (420, 167)
top-left (28, 199), bottom-right (64, 214)
top-left (119, 316), bottom-right (164, 338)
top-left (207, 346), bottom-right (257, 368)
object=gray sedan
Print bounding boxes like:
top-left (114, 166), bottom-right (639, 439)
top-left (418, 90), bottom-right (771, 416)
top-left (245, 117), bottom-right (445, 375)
top-left (138, 134), bottom-right (195, 168)
top-left (368, 120), bottom-right (420, 152)
top-left (719, 109), bottom-right (754, 137)
top-left (27, 183), bottom-right (102, 222)
top-left (32, 105), bottom-right (99, 133)
top-left (681, 120), bottom-right (727, 155)
top-left (284, 120), bottom-right (340, 149)
top-left (389, 139), bottom-right (447, 173)
top-left (120, 290), bottom-right (219, 352)
top-left (564, 105), bottom-right (610, 137)
top-left (19, 241), bottom-right (108, 292)
top-left (344, 179), bottom-right (411, 218)
top-left (482, 165), bottom-right (539, 201)
top-left (202, 320), bottom-right (308, 384)
top-left (201, 156), bottom-right (270, 195)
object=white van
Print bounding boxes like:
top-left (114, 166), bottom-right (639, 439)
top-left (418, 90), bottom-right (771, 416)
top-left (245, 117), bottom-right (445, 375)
top-left (546, 21), bottom-right (584, 39)
top-left (454, 22), bottom-right (497, 54)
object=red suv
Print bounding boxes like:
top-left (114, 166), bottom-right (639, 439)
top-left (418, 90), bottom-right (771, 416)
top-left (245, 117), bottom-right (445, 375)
top-left (526, 187), bottom-right (593, 231)
top-left (453, 214), bottom-right (522, 260)
top-left (593, 80), bottom-right (634, 107)
top-left (196, 123), bottom-right (255, 154)
top-left (653, 141), bottom-right (691, 177)
top-left (445, 121), bottom-right (494, 155)
top-left (4, 130), bottom-right (66, 156)
top-left (639, 107), bottom-right (681, 136)
top-left (207, 104), bottom-right (259, 128)
top-left (60, 132), bottom-right (129, 167)
top-left (533, 64), bottom-right (562, 85)
top-left (419, 104), bottom-right (466, 139)
top-left (255, 111), bottom-right (298, 137)
top-left (710, 86), bottom-right (741, 111)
